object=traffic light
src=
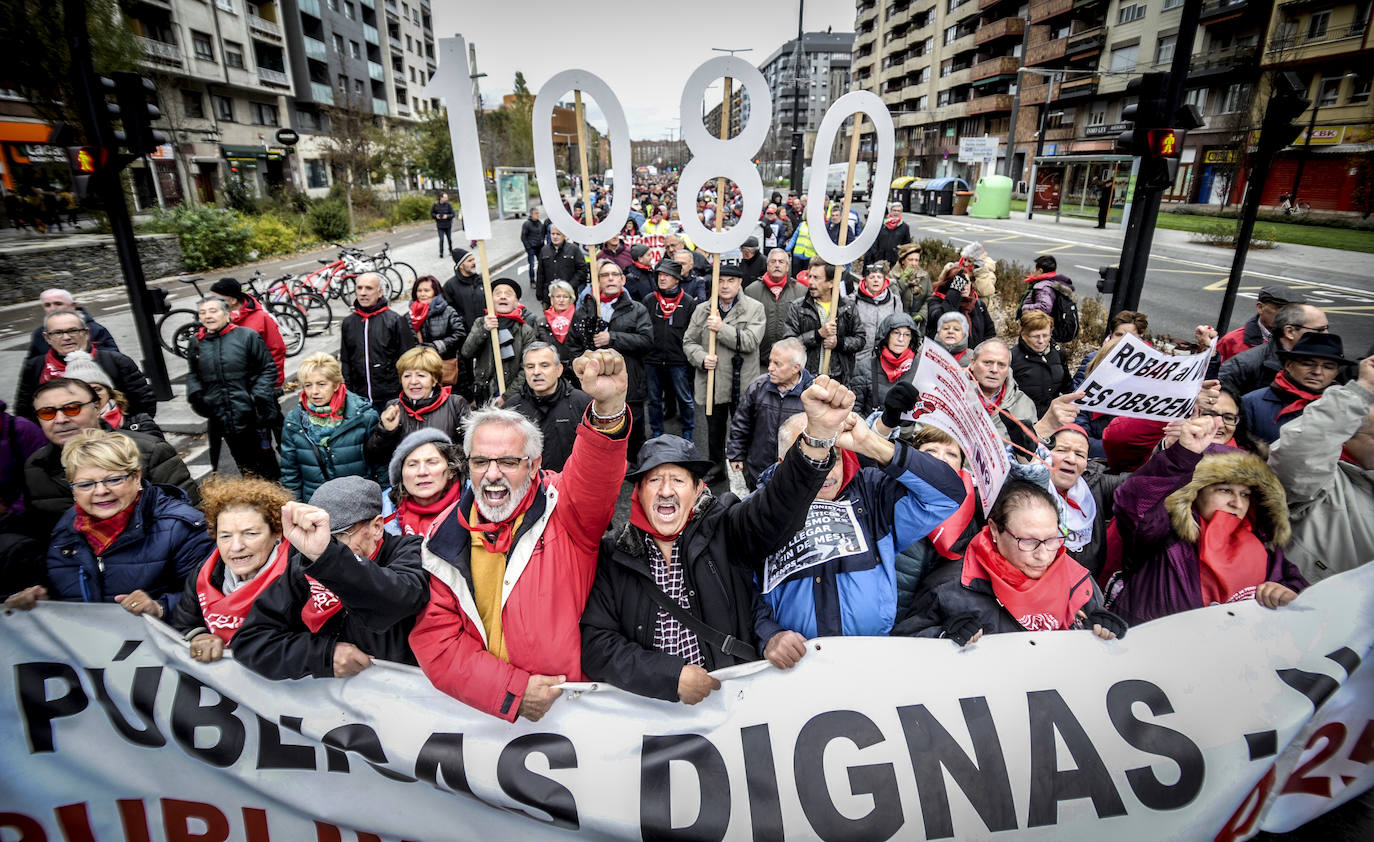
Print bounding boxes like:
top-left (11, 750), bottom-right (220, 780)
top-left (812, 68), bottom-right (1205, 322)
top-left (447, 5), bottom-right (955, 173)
top-left (1259, 71), bottom-right (1311, 154)
top-left (111, 71), bottom-right (167, 157)
top-left (95, 76), bottom-right (126, 148)
top-left (66, 145), bottom-right (108, 203)
top-left (1115, 73), bottom-right (1169, 156)
top-left (1140, 128), bottom-right (1186, 190)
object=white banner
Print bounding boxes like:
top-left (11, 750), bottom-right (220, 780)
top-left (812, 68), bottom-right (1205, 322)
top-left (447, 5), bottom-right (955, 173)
top-left (3, 565), bottom-right (1373, 841)
top-left (623, 233), bottom-right (668, 268)
top-left (1077, 334), bottom-right (1213, 422)
top-left (908, 340), bottom-right (1010, 516)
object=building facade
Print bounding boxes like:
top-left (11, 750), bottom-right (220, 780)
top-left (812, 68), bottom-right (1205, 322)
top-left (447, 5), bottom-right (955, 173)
top-left (758, 31), bottom-right (854, 183)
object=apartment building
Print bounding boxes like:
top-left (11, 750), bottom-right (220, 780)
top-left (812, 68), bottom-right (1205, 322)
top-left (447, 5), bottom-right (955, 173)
top-left (758, 31), bottom-right (854, 181)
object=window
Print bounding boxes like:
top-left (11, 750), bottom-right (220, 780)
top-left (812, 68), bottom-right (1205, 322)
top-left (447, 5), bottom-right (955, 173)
top-left (307, 159), bottom-right (329, 189)
top-left (406, 35), bottom-right (413, 52)
top-left (328, 0), bottom-right (339, 10)
top-left (296, 109), bottom-right (323, 130)
top-left (216, 0), bottom-right (236, 12)
top-left (1185, 87), bottom-right (1207, 110)
top-left (224, 41), bottom-right (245, 69)
top-left (1118, 4), bottom-right (1147, 23)
top-left (1156, 34), bottom-right (1176, 64)
top-left (181, 90), bottom-right (204, 118)
top-left (1308, 10), bottom-right (1330, 40)
top-left (1109, 44), bottom-right (1138, 72)
top-left (215, 95), bottom-right (234, 120)
top-left (1351, 77), bottom-right (1371, 104)
top-left (337, 73), bottom-right (348, 93)
top-left (250, 102), bottom-right (279, 126)
top-left (1163, 0), bottom-right (1183, 8)
top-left (354, 79), bottom-right (364, 96)
top-left (1220, 83), bottom-right (1249, 114)
top-left (333, 34), bottom-right (345, 53)
top-left (344, 1), bottom-right (356, 20)
top-left (1089, 110), bottom-right (1106, 126)
top-left (191, 31), bottom-right (215, 61)
top-left (349, 40), bottom-right (361, 58)
top-left (1317, 76), bottom-right (1341, 106)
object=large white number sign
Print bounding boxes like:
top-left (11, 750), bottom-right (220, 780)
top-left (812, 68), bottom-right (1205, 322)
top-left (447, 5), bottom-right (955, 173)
top-left (805, 91), bottom-right (896, 266)
top-left (532, 70), bottom-right (631, 244)
top-left (675, 57), bottom-right (773, 254)
top-left (425, 36), bottom-right (491, 241)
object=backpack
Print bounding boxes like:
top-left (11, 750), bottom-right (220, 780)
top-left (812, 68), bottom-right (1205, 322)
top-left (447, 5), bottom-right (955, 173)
top-left (1018, 282), bottom-right (1080, 345)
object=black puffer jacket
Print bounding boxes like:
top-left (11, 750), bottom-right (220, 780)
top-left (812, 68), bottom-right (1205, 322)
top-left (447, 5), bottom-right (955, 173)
top-left (580, 440), bottom-right (831, 701)
top-left (339, 302), bottom-right (417, 406)
top-left (726, 369), bottom-right (814, 488)
top-left (865, 220), bottom-right (912, 267)
top-left (851, 312), bottom-right (920, 416)
top-left (783, 294), bottom-right (866, 384)
top-left (641, 288), bottom-right (698, 366)
top-left (536, 241), bottom-right (590, 300)
top-left (565, 292), bottom-right (654, 403)
top-left (503, 380), bottom-right (592, 472)
top-left (232, 533), bottom-right (428, 679)
top-left (364, 389), bottom-right (471, 468)
top-left (441, 270), bottom-right (487, 337)
top-left (186, 325), bottom-right (278, 436)
top-left (15, 347), bottom-right (157, 422)
top-left (1010, 337), bottom-right (1071, 418)
top-left (412, 295), bottom-right (467, 359)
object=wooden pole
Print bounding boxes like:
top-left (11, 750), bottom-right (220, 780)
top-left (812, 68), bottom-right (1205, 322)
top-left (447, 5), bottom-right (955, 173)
top-left (574, 90), bottom-right (599, 305)
top-left (704, 76), bottom-right (733, 416)
top-left (821, 113), bottom-right (864, 376)
top-left (475, 239), bottom-right (506, 397)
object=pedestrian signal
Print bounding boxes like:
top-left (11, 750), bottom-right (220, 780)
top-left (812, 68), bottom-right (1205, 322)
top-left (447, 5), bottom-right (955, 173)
top-left (1148, 129), bottom-right (1184, 159)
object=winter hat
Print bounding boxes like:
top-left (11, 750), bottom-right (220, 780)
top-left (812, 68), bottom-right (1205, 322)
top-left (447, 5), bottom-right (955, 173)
top-left (309, 475), bottom-right (383, 533)
top-left (960, 242), bottom-right (986, 260)
top-left (625, 435), bottom-right (714, 483)
top-left (210, 277), bottom-right (244, 301)
top-left (63, 350), bottom-right (112, 391)
top-left (630, 243), bottom-right (651, 262)
top-left (490, 276), bottom-right (523, 299)
top-left (388, 428), bottom-right (454, 490)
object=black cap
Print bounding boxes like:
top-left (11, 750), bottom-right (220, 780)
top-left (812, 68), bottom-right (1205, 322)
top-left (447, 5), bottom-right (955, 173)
top-left (653, 258), bottom-right (685, 282)
top-left (491, 277), bottom-right (522, 298)
top-left (1278, 332), bottom-right (1350, 364)
top-left (719, 260), bottom-right (744, 278)
top-left (741, 236), bottom-right (760, 250)
top-left (630, 243), bottom-right (650, 261)
top-left (1258, 285), bottom-right (1300, 305)
top-left (625, 435), bottom-right (715, 482)
top-left (210, 277), bottom-right (244, 300)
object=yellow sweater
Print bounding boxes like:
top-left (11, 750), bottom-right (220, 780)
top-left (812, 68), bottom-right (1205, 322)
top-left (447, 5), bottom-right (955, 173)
top-left (469, 511), bottom-right (526, 661)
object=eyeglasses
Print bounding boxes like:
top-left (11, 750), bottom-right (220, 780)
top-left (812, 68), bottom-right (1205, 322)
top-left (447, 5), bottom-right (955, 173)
top-left (598, 270), bottom-right (623, 278)
top-left (1299, 324), bottom-right (1330, 333)
top-left (71, 474), bottom-right (133, 493)
top-left (1200, 409), bottom-right (1240, 426)
top-left (35, 400), bottom-right (94, 421)
top-left (999, 527), bottom-right (1066, 553)
top-left (467, 455), bottom-right (531, 473)
top-left (43, 328), bottom-right (88, 339)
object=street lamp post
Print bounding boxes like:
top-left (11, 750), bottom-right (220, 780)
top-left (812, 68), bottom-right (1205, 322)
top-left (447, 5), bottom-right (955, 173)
top-left (1021, 69), bottom-right (1060, 221)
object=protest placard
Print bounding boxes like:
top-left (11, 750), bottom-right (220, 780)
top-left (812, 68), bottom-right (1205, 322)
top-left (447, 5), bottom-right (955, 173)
top-left (1077, 333), bottom-right (1213, 422)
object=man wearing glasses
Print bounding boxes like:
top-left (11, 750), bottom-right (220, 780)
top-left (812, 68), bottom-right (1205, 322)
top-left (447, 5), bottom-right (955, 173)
top-left (22, 378), bottom-right (194, 536)
top-left (14, 309), bottom-right (157, 423)
top-left (24, 288), bottom-right (119, 359)
top-left (1220, 302), bottom-right (1331, 397)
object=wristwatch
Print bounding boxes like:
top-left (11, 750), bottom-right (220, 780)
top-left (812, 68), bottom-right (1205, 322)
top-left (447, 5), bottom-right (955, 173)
top-left (798, 428), bottom-right (838, 450)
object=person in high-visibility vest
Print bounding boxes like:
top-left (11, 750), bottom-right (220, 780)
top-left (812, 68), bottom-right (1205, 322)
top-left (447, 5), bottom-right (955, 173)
top-left (786, 220), bottom-right (816, 278)
top-left (642, 205), bottom-right (672, 237)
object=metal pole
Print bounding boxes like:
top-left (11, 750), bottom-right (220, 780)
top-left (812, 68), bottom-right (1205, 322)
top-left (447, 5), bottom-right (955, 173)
top-left (1288, 100), bottom-right (1319, 205)
top-left (788, 0), bottom-right (806, 191)
top-left (1026, 72), bottom-right (1056, 221)
top-left (1216, 149), bottom-right (1275, 334)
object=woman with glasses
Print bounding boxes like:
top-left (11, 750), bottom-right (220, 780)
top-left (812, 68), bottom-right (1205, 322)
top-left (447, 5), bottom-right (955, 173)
top-left (4, 430), bottom-right (213, 614)
top-left (852, 313), bottom-right (920, 416)
top-left (382, 429), bottom-right (465, 537)
top-left (894, 481), bottom-right (1125, 643)
top-left (543, 281), bottom-right (579, 374)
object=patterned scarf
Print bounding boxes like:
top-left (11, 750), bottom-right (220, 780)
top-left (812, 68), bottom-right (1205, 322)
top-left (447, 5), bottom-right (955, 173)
top-left (545, 306), bottom-right (574, 342)
top-left (100, 402), bottom-right (124, 431)
top-left (960, 528), bottom-right (1095, 631)
top-left (300, 383), bottom-right (346, 425)
top-left (762, 273), bottom-right (789, 297)
top-left (879, 347), bottom-right (915, 383)
top-left (400, 386), bottom-right (451, 423)
top-left (884, 212), bottom-right (902, 230)
top-left (196, 541), bottom-right (291, 642)
top-left (654, 288), bottom-right (684, 319)
top-left (74, 492), bottom-right (142, 555)
top-left (41, 348), bottom-right (79, 383)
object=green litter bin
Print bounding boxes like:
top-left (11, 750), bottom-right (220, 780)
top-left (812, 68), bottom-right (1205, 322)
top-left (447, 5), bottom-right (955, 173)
top-left (968, 174), bottom-right (1013, 219)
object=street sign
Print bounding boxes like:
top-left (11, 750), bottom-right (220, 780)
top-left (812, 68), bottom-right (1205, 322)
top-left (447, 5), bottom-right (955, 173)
top-left (958, 136), bottom-right (998, 163)
top-left (275, 128), bottom-right (300, 146)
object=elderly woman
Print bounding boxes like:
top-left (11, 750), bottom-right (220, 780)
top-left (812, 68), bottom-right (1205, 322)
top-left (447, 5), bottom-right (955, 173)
top-left (852, 312), bottom-right (920, 416)
top-left (409, 274), bottom-right (466, 380)
top-left (1011, 310), bottom-right (1072, 418)
top-left (280, 353), bottom-right (380, 501)
top-left (365, 346), bottom-right (471, 469)
top-left (62, 349), bottom-right (164, 440)
top-left (383, 428), bottom-right (465, 537)
top-left (1111, 415), bottom-right (1307, 625)
top-left (186, 296), bottom-right (280, 479)
top-left (4, 430), bottom-right (213, 614)
top-left (166, 477), bottom-right (295, 662)
top-left (894, 481), bottom-right (1125, 643)
top-left (894, 242), bottom-right (932, 320)
top-left (926, 262), bottom-right (996, 349)
top-left (543, 280), bottom-right (579, 373)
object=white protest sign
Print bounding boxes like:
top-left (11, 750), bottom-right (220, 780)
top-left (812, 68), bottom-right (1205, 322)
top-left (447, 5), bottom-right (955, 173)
top-left (908, 340), bottom-right (1010, 515)
top-left (425, 36), bottom-right (491, 241)
top-left (622, 233), bottom-right (667, 267)
top-left (3, 566), bottom-right (1373, 841)
top-left (805, 91), bottom-right (896, 266)
top-left (1077, 333), bottom-right (1213, 421)
top-left (761, 499), bottom-right (870, 594)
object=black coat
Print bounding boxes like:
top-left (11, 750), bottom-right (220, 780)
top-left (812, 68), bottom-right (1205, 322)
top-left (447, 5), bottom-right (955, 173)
top-left (783, 295), bottom-right (866, 384)
top-left (624, 262), bottom-right (656, 302)
top-left (430, 201), bottom-right (455, 230)
top-left (338, 303), bottom-right (417, 406)
top-left (364, 390), bottom-right (471, 469)
top-left (580, 441), bottom-right (831, 701)
top-left (15, 347), bottom-right (157, 422)
top-left (727, 369), bottom-right (814, 488)
top-left (536, 241), bottom-right (590, 300)
top-left (1219, 339), bottom-right (1282, 397)
top-left (865, 220), bottom-right (913, 267)
top-left (503, 380), bottom-right (592, 472)
top-left (1010, 338), bottom-right (1072, 418)
top-left (412, 295), bottom-right (466, 359)
top-left (565, 293), bottom-right (653, 403)
top-left (186, 325), bottom-right (278, 436)
top-left (926, 292), bottom-right (997, 349)
top-left (441, 271), bottom-right (487, 338)
top-left (232, 533), bottom-right (428, 679)
top-left (25, 308), bottom-right (119, 359)
top-left (642, 289), bottom-right (698, 366)
top-left (520, 217), bottom-right (546, 252)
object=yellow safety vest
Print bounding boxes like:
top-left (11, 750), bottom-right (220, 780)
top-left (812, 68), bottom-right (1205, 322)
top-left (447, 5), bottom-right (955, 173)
top-left (792, 221), bottom-right (816, 259)
top-left (642, 220), bottom-right (672, 236)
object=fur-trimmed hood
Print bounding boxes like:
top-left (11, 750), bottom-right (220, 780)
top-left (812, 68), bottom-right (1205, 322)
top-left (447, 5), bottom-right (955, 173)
top-left (614, 486), bottom-right (719, 557)
top-left (1164, 447), bottom-right (1291, 548)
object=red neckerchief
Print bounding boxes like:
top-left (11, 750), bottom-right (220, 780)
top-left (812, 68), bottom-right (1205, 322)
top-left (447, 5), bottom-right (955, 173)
top-left (352, 301), bottom-right (389, 320)
top-left (41, 349), bottom-right (72, 383)
top-left (929, 470), bottom-right (976, 560)
top-left (836, 449), bottom-right (861, 495)
top-left (1270, 370), bottom-right (1322, 423)
top-left (301, 383), bottom-right (347, 423)
top-left (858, 277), bottom-right (892, 299)
top-left (74, 492), bottom-right (141, 555)
top-left (599, 288), bottom-right (621, 303)
top-left (632, 260), bottom-right (653, 271)
top-left (196, 541), bottom-right (291, 642)
top-left (1058, 487), bottom-right (1087, 516)
top-left (401, 386), bottom-right (451, 422)
top-left (408, 299), bottom-right (431, 334)
top-left (100, 402), bottom-right (124, 430)
top-left (1024, 271), bottom-right (1057, 285)
top-left (975, 380), bottom-right (1008, 413)
top-left (196, 323), bottom-right (238, 340)
top-left (879, 347), bottom-right (915, 382)
top-left (452, 478), bottom-right (540, 554)
top-left (488, 307), bottom-right (527, 326)
top-left (396, 482), bottom-right (462, 537)
top-left (629, 485), bottom-right (694, 542)
top-left (960, 527), bottom-right (1094, 631)
top-left (1197, 510), bottom-right (1268, 606)
top-left (762, 273), bottom-right (789, 297)
top-left (654, 288), bottom-right (684, 319)
top-left (884, 213), bottom-right (902, 230)
top-left (301, 576), bottom-right (344, 632)
top-left (545, 306), bottom-right (574, 342)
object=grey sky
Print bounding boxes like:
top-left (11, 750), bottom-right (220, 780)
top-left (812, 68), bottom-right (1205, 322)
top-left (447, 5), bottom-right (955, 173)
top-left (431, 0), bottom-right (854, 139)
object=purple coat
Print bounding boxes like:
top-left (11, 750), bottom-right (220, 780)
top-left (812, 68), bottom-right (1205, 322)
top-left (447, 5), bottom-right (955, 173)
top-left (1, 401), bottom-right (47, 515)
top-left (1023, 272), bottom-right (1075, 314)
top-left (1112, 443), bottom-right (1306, 625)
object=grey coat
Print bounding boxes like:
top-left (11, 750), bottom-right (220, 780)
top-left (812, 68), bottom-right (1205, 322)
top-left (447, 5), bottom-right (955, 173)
top-left (682, 294), bottom-right (766, 406)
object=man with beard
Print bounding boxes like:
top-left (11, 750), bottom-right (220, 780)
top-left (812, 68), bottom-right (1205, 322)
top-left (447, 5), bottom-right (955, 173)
top-left (503, 343), bottom-right (592, 472)
top-left (340, 274), bottom-right (416, 412)
top-left (409, 349), bottom-right (632, 722)
top-left (579, 376), bottom-right (854, 703)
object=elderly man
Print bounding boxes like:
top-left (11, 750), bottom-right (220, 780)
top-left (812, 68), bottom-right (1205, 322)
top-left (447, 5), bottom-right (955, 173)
top-left (25, 288), bottom-right (119, 359)
top-left (461, 277), bottom-right (549, 406)
top-left (186, 297), bottom-right (280, 479)
top-left (967, 339), bottom-right (1038, 439)
top-left (1220, 302), bottom-right (1330, 396)
top-left (536, 226), bottom-right (589, 306)
top-left (1268, 353), bottom-right (1374, 584)
top-left (865, 202), bottom-right (912, 268)
top-left (503, 342), bottom-right (592, 471)
top-left (1242, 333), bottom-right (1349, 443)
top-left (234, 476), bottom-right (428, 680)
top-left (738, 237), bottom-right (766, 286)
top-left (1216, 285), bottom-right (1299, 363)
top-left (581, 377), bottom-right (854, 703)
top-left (209, 277), bottom-right (287, 388)
top-left (729, 338), bottom-right (813, 490)
top-left (340, 273), bottom-right (416, 412)
top-left (410, 349), bottom-right (632, 722)
top-left (15, 308), bottom-right (156, 422)
top-left (745, 248), bottom-right (809, 368)
top-left (784, 259), bottom-right (865, 383)
top-left (23, 378), bottom-right (193, 535)
top-left (643, 258), bottom-right (699, 442)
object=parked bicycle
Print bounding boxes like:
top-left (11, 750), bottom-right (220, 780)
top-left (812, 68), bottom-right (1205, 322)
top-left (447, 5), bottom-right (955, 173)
top-left (243, 270), bottom-right (334, 337)
top-left (1278, 193), bottom-right (1312, 217)
top-left (157, 276), bottom-right (307, 360)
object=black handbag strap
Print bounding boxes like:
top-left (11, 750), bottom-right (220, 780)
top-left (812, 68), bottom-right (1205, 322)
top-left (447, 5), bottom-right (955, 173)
top-left (641, 579), bottom-right (757, 661)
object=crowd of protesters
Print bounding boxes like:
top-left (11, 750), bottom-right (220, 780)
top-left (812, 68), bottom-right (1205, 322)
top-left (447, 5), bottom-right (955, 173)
top-left (2, 171), bottom-right (1370, 726)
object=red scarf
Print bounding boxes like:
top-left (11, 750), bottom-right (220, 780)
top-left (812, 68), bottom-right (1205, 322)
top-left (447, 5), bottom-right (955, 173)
top-left (762, 273), bottom-right (789, 298)
top-left (545, 306), bottom-right (574, 342)
top-left (395, 482), bottom-right (462, 537)
top-left (629, 485), bottom-right (694, 542)
top-left (1270, 370), bottom-right (1322, 424)
top-left (400, 386), bottom-right (451, 422)
top-left (879, 347), bottom-right (915, 383)
top-left (352, 301), bottom-right (389, 320)
top-left (858, 277), bottom-right (892, 299)
top-left (599, 288), bottom-right (622, 304)
top-left (195, 541), bottom-right (291, 642)
top-left (928, 471), bottom-right (976, 559)
top-left (1024, 271), bottom-right (1058, 285)
top-left (409, 299), bottom-right (431, 334)
top-left (41, 349), bottom-right (76, 383)
top-left (654, 289), bottom-right (684, 319)
top-left (975, 380), bottom-right (1008, 413)
top-left (301, 383), bottom-right (347, 423)
top-left (960, 527), bottom-right (1095, 631)
top-left (489, 308), bottom-right (527, 326)
top-left (299, 539), bottom-right (385, 633)
top-left (884, 213), bottom-right (902, 230)
top-left (100, 402), bottom-right (124, 430)
top-left (836, 449), bottom-right (861, 495)
top-left (1197, 511), bottom-right (1268, 606)
top-left (73, 492), bottom-right (141, 556)
top-left (196, 323), bottom-right (238, 340)
top-left (452, 478), bottom-right (540, 554)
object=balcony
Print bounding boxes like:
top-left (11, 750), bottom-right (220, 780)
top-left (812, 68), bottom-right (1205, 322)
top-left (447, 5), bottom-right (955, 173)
top-left (135, 35), bottom-right (183, 66)
top-left (1057, 73), bottom-right (1100, 99)
top-left (310, 82), bottom-right (335, 105)
top-left (397, 102), bottom-right (411, 116)
top-left (974, 16), bottom-right (1026, 44)
top-left (1025, 36), bottom-right (1067, 65)
top-left (1190, 43), bottom-right (1259, 76)
top-left (389, 34), bottom-right (403, 51)
top-left (248, 14), bottom-right (281, 39)
top-left (1200, 0), bottom-right (1250, 24)
top-left (1266, 23), bottom-right (1368, 57)
top-left (945, 32), bottom-right (977, 54)
top-left (368, 61), bottom-right (385, 81)
top-left (299, 0), bottom-right (321, 17)
top-left (373, 97), bottom-right (389, 115)
top-left (967, 92), bottom-right (1014, 114)
top-left (978, 0), bottom-right (1010, 9)
top-left (1066, 26), bottom-right (1106, 55)
top-left (303, 36), bottom-right (327, 61)
top-left (972, 55), bottom-right (1021, 81)
top-left (1020, 81), bottom-right (1050, 105)
top-left (257, 66), bottom-right (290, 87)
top-left (939, 66), bottom-right (973, 88)
top-left (364, 24), bottom-right (379, 44)
top-left (1029, 0), bottom-right (1073, 23)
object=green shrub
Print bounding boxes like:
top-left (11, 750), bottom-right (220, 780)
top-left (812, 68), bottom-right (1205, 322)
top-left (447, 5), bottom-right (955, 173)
top-left (222, 175), bottom-right (258, 215)
top-left (308, 200), bottom-right (350, 241)
top-left (393, 194), bottom-right (433, 223)
top-left (150, 206), bottom-right (252, 271)
top-left (249, 213), bottom-right (298, 257)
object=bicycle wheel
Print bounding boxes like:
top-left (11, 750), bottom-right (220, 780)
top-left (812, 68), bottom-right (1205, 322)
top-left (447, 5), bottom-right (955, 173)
top-left (380, 267), bottom-right (405, 301)
top-left (157, 309), bottom-right (200, 358)
top-left (389, 260), bottom-right (418, 285)
top-left (1296, 202), bottom-right (1311, 216)
top-left (267, 305), bottom-right (307, 357)
top-left (293, 289), bottom-right (334, 335)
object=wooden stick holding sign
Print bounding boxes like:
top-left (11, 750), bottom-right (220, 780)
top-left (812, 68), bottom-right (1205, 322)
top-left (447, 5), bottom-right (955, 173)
top-left (821, 115), bottom-right (863, 378)
top-left (474, 240), bottom-right (504, 396)
top-left (573, 89), bottom-right (600, 306)
top-left (704, 75), bottom-right (733, 416)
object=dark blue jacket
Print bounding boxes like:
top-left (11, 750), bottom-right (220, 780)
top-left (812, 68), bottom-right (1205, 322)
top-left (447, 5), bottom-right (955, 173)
top-left (1242, 381), bottom-right (1306, 444)
top-left (45, 483), bottom-right (212, 616)
top-left (279, 390), bottom-right (381, 501)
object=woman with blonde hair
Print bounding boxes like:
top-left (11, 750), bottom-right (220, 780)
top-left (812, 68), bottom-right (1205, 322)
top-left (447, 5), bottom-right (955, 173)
top-left (4, 429), bottom-right (212, 613)
top-left (365, 345), bottom-right (471, 470)
top-left (279, 352), bottom-right (380, 500)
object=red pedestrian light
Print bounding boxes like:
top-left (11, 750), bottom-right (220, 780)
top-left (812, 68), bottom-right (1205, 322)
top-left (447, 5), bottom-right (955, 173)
top-left (1148, 129), bottom-right (1183, 159)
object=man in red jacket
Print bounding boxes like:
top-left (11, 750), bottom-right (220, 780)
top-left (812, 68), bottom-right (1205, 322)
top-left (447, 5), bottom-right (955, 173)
top-left (410, 349), bottom-right (630, 721)
top-left (211, 278), bottom-right (286, 387)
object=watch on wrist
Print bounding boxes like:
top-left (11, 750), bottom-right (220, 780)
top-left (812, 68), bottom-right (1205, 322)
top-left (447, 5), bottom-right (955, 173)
top-left (798, 428), bottom-right (838, 450)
